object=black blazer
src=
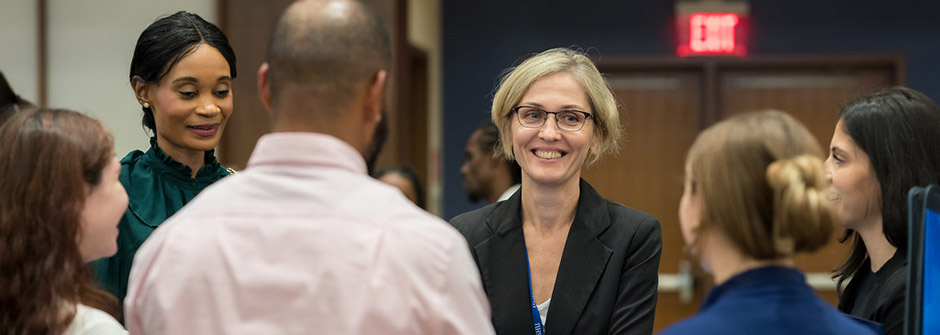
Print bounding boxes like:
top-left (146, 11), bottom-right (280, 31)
top-left (451, 179), bottom-right (662, 335)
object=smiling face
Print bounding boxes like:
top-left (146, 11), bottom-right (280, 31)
top-left (140, 43), bottom-right (233, 159)
top-left (78, 156), bottom-right (128, 262)
top-left (824, 120), bottom-right (882, 230)
top-left (511, 72), bottom-right (595, 187)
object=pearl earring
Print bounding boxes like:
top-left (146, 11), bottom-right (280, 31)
top-left (142, 102), bottom-right (150, 108)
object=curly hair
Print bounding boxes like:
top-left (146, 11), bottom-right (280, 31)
top-left (0, 108), bottom-right (119, 333)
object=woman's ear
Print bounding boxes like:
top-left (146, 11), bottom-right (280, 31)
top-left (132, 76), bottom-right (152, 107)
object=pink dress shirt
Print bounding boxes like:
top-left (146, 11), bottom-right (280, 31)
top-left (125, 133), bottom-right (495, 335)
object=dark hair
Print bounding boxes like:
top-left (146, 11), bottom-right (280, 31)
top-left (375, 165), bottom-right (425, 209)
top-left (129, 11), bottom-right (236, 132)
top-left (0, 108), bottom-right (119, 333)
top-left (476, 119), bottom-right (522, 184)
top-left (833, 86), bottom-right (940, 286)
top-left (266, 0), bottom-right (391, 111)
top-left (0, 71), bottom-right (34, 124)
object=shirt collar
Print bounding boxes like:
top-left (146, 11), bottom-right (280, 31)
top-left (145, 137), bottom-right (224, 181)
top-left (246, 132), bottom-right (367, 175)
top-left (702, 266), bottom-right (806, 308)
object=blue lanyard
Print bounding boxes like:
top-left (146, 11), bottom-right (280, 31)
top-left (524, 247), bottom-right (545, 335)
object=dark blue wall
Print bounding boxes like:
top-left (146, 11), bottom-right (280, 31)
top-left (442, 0), bottom-right (940, 219)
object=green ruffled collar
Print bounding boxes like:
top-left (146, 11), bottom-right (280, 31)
top-left (145, 137), bottom-right (226, 182)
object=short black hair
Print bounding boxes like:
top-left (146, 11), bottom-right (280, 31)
top-left (476, 119), bottom-right (522, 185)
top-left (0, 71), bottom-right (33, 124)
top-left (834, 86), bottom-right (940, 285)
top-left (129, 11), bottom-right (236, 132)
top-left (266, 0), bottom-right (391, 111)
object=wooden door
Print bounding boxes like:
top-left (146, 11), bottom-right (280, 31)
top-left (590, 57), bottom-right (899, 333)
top-left (581, 70), bottom-right (705, 331)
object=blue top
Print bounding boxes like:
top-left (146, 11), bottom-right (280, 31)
top-left (659, 266), bottom-right (879, 335)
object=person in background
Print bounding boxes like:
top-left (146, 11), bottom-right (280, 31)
top-left (0, 70), bottom-right (34, 123)
top-left (376, 165), bottom-right (425, 209)
top-left (462, 119), bottom-right (522, 203)
top-left (660, 110), bottom-right (877, 335)
top-left (828, 86), bottom-right (940, 335)
top-left (0, 108), bottom-right (129, 334)
top-left (451, 47), bottom-right (662, 334)
top-left (91, 11), bottom-right (237, 308)
top-left (124, 1), bottom-right (494, 333)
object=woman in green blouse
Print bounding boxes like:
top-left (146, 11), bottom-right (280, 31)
top-left (92, 11), bottom-right (237, 308)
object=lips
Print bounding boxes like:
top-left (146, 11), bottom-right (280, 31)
top-left (532, 149), bottom-right (565, 159)
top-left (187, 123), bottom-right (220, 137)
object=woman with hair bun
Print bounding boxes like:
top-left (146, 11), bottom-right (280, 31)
top-left (660, 111), bottom-right (876, 335)
top-left (91, 11), bottom-right (237, 308)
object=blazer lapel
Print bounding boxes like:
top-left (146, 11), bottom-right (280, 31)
top-left (545, 179), bottom-right (614, 335)
top-left (472, 191), bottom-right (535, 334)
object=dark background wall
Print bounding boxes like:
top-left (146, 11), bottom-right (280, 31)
top-left (441, 0), bottom-right (940, 219)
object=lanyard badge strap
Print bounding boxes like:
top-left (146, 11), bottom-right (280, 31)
top-left (524, 247), bottom-right (545, 335)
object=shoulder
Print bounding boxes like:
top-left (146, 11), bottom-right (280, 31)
top-left (601, 200), bottom-right (662, 243)
top-left (882, 262), bottom-right (908, 295)
top-left (450, 203), bottom-right (498, 230)
top-left (120, 149), bottom-right (146, 165)
top-left (66, 304), bottom-right (127, 335)
top-left (606, 201), bottom-right (660, 229)
top-left (119, 149), bottom-right (146, 175)
top-left (449, 202), bottom-right (502, 243)
top-left (659, 313), bottom-right (738, 335)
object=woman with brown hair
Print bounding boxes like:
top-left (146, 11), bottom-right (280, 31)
top-left (660, 111), bottom-right (876, 334)
top-left (0, 108), bottom-right (128, 334)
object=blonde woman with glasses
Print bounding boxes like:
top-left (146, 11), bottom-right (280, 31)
top-left (451, 48), bottom-right (662, 335)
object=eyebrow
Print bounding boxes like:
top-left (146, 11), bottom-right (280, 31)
top-left (831, 146), bottom-right (850, 156)
top-left (520, 102), bottom-right (588, 111)
top-left (171, 76), bottom-right (233, 84)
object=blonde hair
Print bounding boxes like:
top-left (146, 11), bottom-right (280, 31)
top-left (686, 110), bottom-right (836, 259)
top-left (490, 47), bottom-right (621, 165)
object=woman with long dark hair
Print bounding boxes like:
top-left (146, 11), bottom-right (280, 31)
top-left (0, 108), bottom-right (128, 334)
top-left (827, 87), bottom-right (940, 335)
top-left (91, 11), bottom-right (237, 307)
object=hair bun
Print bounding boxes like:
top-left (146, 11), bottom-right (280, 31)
top-left (765, 155), bottom-right (835, 256)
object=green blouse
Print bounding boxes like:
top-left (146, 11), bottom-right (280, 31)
top-left (91, 138), bottom-right (232, 306)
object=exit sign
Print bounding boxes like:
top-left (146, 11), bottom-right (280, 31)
top-left (689, 13), bottom-right (738, 54)
top-left (675, 1), bottom-right (749, 57)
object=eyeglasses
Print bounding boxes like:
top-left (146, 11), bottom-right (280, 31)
top-left (512, 105), bottom-right (593, 132)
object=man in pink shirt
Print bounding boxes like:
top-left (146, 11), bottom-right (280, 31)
top-left (124, 1), bottom-right (495, 333)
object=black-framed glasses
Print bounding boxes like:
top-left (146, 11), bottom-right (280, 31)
top-left (512, 105), bottom-right (593, 132)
